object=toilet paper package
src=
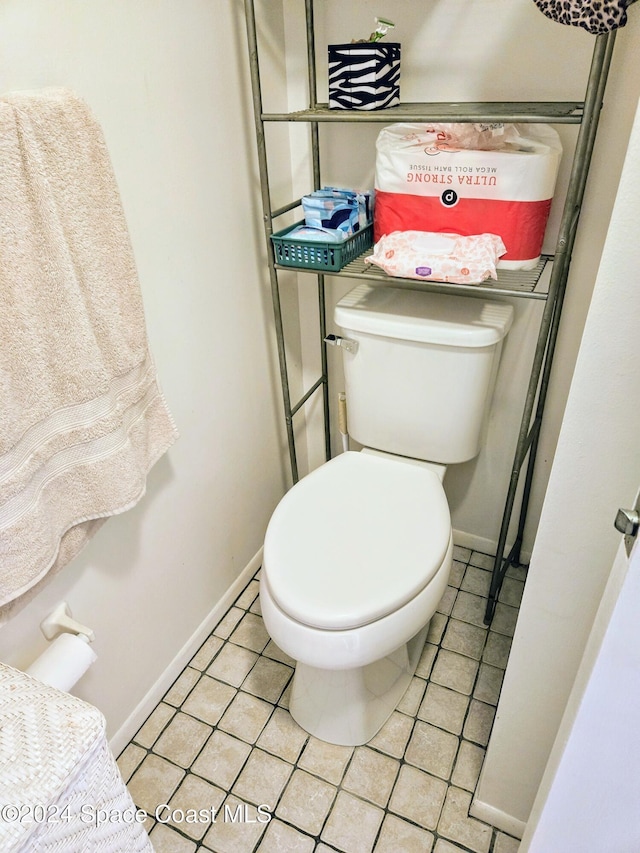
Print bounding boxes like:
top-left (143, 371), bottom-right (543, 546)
top-left (373, 123), bottom-right (562, 269)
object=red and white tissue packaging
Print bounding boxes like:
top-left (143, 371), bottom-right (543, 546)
top-left (373, 123), bottom-right (562, 270)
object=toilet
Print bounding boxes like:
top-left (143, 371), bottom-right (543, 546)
top-left (261, 283), bottom-right (513, 745)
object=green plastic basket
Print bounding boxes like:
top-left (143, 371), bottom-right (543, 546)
top-left (271, 221), bottom-right (373, 272)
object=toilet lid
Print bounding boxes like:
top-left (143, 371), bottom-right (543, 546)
top-left (263, 451), bottom-right (451, 631)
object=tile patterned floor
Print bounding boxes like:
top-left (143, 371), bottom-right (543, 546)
top-left (117, 546), bottom-right (525, 853)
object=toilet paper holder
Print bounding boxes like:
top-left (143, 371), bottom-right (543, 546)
top-left (40, 602), bottom-right (95, 643)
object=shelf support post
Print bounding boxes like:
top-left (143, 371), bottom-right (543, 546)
top-left (305, 0), bottom-right (332, 463)
top-left (484, 30), bottom-right (618, 624)
top-left (244, 0), bottom-right (299, 482)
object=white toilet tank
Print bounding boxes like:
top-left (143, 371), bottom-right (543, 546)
top-left (335, 284), bottom-right (514, 464)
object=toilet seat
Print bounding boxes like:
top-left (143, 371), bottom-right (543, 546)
top-left (263, 451), bottom-right (451, 632)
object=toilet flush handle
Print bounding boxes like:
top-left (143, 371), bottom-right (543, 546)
top-left (324, 334), bottom-right (359, 355)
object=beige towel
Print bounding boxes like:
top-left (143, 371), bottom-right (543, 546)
top-left (0, 88), bottom-right (178, 615)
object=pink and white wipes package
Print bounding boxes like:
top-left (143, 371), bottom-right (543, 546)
top-left (374, 123), bottom-right (562, 270)
top-left (365, 231), bottom-right (506, 284)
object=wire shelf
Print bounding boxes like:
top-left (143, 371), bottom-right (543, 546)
top-left (279, 252), bottom-right (552, 300)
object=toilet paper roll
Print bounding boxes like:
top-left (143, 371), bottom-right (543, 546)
top-left (26, 632), bottom-right (97, 692)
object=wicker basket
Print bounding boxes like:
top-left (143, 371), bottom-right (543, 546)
top-left (0, 663), bottom-right (153, 853)
top-left (271, 221), bottom-right (373, 272)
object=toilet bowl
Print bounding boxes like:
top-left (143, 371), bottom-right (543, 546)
top-left (261, 450), bottom-right (452, 745)
top-left (261, 283), bottom-right (513, 745)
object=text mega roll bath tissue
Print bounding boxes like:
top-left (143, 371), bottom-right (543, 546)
top-left (26, 632), bottom-right (97, 692)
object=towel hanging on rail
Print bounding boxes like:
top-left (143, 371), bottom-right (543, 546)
top-left (0, 88), bottom-right (178, 619)
top-left (532, 0), bottom-right (635, 34)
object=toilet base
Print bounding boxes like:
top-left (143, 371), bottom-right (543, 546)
top-left (288, 624), bottom-right (429, 746)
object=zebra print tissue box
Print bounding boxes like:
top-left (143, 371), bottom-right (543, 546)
top-left (328, 43), bottom-right (400, 110)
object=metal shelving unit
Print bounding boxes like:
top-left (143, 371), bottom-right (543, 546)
top-left (244, 0), bottom-right (617, 624)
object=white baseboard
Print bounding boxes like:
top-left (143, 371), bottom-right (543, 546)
top-left (453, 528), bottom-right (531, 565)
top-left (452, 529), bottom-right (497, 557)
top-left (109, 548), bottom-right (263, 756)
top-left (470, 796), bottom-right (527, 840)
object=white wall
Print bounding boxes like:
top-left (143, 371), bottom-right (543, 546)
top-left (0, 0), bottom-right (290, 743)
top-left (288, 0), bottom-right (640, 557)
top-left (474, 73), bottom-right (640, 833)
top-left (521, 540), bottom-right (640, 851)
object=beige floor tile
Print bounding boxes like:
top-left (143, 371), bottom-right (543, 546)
top-left (262, 639), bottom-right (295, 666)
top-left (133, 702), bottom-right (174, 749)
top-left (427, 612), bottom-right (448, 644)
top-left (461, 566), bottom-right (492, 598)
top-left (473, 663), bottom-right (504, 706)
top-left (491, 602), bottom-right (519, 637)
top-left (451, 740), bottom-right (485, 792)
top-left (374, 814), bottom-right (435, 853)
top-left (434, 840), bottom-right (471, 852)
top-left (235, 579), bottom-right (260, 610)
top-left (192, 729), bottom-right (252, 789)
top-left (469, 552), bottom-right (494, 571)
top-left (321, 791), bottom-right (384, 853)
top-left (494, 831), bottom-right (521, 852)
top-left (276, 769), bottom-right (336, 835)
top-left (368, 710), bottom-right (414, 759)
top-left (229, 612), bottom-right (271, 652)
top-left (189, 636), bottom-right (224, 671)
top-left (442, 619), bottom-right (487, 661)
top-left (213, 607), bottom-right (245, 640)
top-left (117, 743), bottom-right (146, 783)
top-left (388, 765), bottom-right (447, 830)
top-left (463, 700), bottom-right (496, 747)
top-left (218, 691), bottom-right (274, 743)
top-left (163, 666), bottom-right (201, 707)
top-left (256, 707), bottom-right (308, 763)
top-left (397, 676), bottom-right (427, 716)
top-left (298, 736), bottom-right (353, 785)
top-left (451, 591), bottom-right (489, 629)
top-left (436, 585), bottom-right (457, 616)
top-left (128, 754), bottom-right (185, 814)
top-left (149, 823), bottom-right (197, 853)
top-left (418, 682), bottom-right (470, 735)
top-left (482, 631), bottom-right (512, 669)
top-left (405, 721), bottom-right (459, 780)
top-left (256, 819), bottom-right (315, 852)
top-left (415, 642), bottom-right (438, 678)
top-left (498, 575), bottom-right (525, 608)
top-left (166, 774), bottom-right (225, 840)
top-left (453, 545), bottom-right (472, 562)
top-left (431, 649), bottom-right (479, 695)
top-left (342, 746), bottom-right (400, 807)
top-left (232, 748), bottom-right (293, 807)
top-left (438, 786), bottom-right (492, 853)
top-left (277, 680), bottom-right (292, 710)
top-left (182, 675), bottom-right (236, 726)
top-left (241, 656), bottom-right (292, 703)
top-left (448, 560), bottom-right (467, 589)
top-left (206, 643), bottom-right (258, 687)
top-left (506, 564), bottom-right (527, 582)
top-left (202, 795), bottom-right (269, 853)
top-left (153, 711), bottom-right (212, 768)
